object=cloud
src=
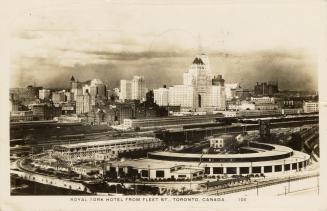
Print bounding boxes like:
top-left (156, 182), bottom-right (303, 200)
top-left (10, 47), bottom-right (317, 92)
top-left (13, 30), bottom-right (43, 40)
top-left (9, 1), bottom-right (322, 91)
top-left (71, 49), bottom-right (195, 61)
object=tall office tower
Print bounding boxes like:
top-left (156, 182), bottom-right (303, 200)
top-left (211, 75), bottom-right (226, 110)
top-left (153, 87), bottom-right (169, 106)
top-left (182, 54), bottom-right (213, 109)
top-left (212, 75), bottom-right (225, 86)
top-left (76, 91), bottom-right (91, 114)
top-left (120, 80), bottom-right (132, 101)
top-left (198, 53), bottom-right (212, 75)
top-left (89, 79), bottom-right (106, 97)
top-left (89, 79), bottom-right (106, 106)
top-left (210, 85), bottom-right (226, 110)
top-left (70, 76), bottom-right (83, 101)
top-left (131, 76), bottom-right (146, 101)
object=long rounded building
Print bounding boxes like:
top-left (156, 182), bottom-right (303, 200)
top-left (108, 142), bottom-right (311, 179)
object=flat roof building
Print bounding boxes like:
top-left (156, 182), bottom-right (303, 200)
top-left (52, 137), bottom-right (163, 161)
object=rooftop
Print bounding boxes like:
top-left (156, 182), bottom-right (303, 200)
top-left (192, 57), bottom-right (204, 65)
top-left (149, 143), bottom-right (293, 159)
top-left (58, 137), bottom-right (158, 149)
top-left (107, 150), bottom-right (309, 169)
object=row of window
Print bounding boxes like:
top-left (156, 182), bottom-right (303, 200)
top-left (204, 161), bottom-right (308, 174)
top-left (149, 153), bottom-right (293, 162)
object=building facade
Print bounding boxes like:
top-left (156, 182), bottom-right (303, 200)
top-left (209, 85), bottom-right (226, 110)
top-left (52, 137), bottom-right (163, 161)
top-left (168, 85), bottom-right (196, 109)
top-left (153, 87), bottom-right (169, 106)
top-left (76, 93), bottom-right (91, 114)
top-left (39, 89), bottom-right (51, 100)
top-left (52, 90), bottom-right (66, 103)
top-left (131, 76), bottom-right (146, 101)
top-left (254, 81), bottom-right (279, 96)
top-left (225, 83), bottom-right (239, 100)
top-left (303, 101), bottom-right (319, 113)
top-left (120, 80), bottom-right (132, 101)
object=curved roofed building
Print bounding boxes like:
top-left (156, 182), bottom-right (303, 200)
top-left (108, 142), bottom-right (311, 179)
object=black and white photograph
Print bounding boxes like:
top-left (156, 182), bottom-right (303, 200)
top-left (1, 0), bottom-right (327, 210)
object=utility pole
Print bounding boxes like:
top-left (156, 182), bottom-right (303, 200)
top-left (256, 181), bottom-right (259, 196)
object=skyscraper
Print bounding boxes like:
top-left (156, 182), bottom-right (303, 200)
top-left (182, 54), bottom-right (213, 110)
top-left (210, 85), bottom-right (226, 110)
top-left (167, 53), bottom-right (227, 111)
top-left (70, 76), bottom-right (83, 101)
top-left (120, 76), bottom-right (146, 102)
top-left (76, 91), bottom-right (91, 114)
top-left (131, 76), bottom-right (146, 101)
top-left (120, 80), bottom-right (132, 101)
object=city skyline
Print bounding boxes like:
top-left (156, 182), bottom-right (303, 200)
top-left (6, 0), bottom-right (322, 202)
top-left (11, 49), bottom-right (318, 91)
top-left (10, 0), bottom-right (322, 90)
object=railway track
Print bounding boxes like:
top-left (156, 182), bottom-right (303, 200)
top-left (198, 173), bottom-right (319, 196)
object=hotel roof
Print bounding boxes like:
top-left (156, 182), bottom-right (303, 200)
top-left (193, 57), bottom-right (204, 65)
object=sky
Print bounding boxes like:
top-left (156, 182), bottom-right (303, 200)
top-left (9, 0), bottom-right (326, 90)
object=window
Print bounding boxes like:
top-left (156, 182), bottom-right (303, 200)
top-left (213, 167), bottom-right (223, 174)
top-left (252, 167), bottom-right (261, 173)
top-left (141, 170), bottom-right (149, 177)
top-left (284, 164), bottom-right (290, 171)
top-left (292, 163), bottom-right (297, 170)
top-left (263, 166), bottom-right (272, 173)
top-left (274, 165), bottom-right (282, 172)
top-left (156, 170), bottom-right (165, 178)
top-left (240, 167), bottom-right (249, 174)
top-left (226, 167), bottom-right (237, 174)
